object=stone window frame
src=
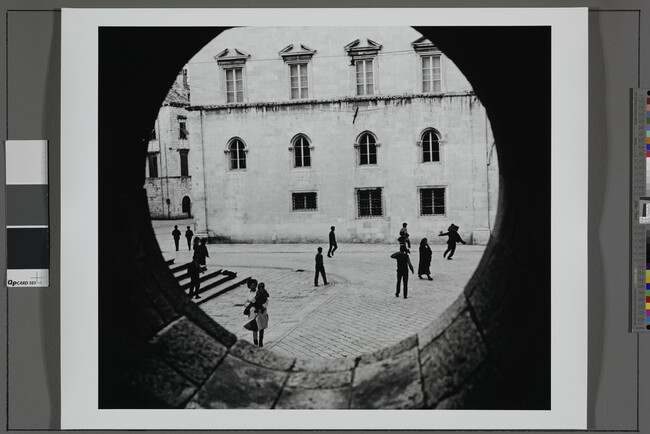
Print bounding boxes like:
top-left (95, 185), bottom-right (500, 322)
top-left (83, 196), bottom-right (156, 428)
top-left (146, 152), bottom-right (159, 178)
top-left (417, 128), bottom-right (443, 164)
top-left (290, 190), bottom-right (318, 212)
top-left (278, 44), bottom-right (316, 100)
top-left (356, 187), bottom-right (384, 218)
top-left (354, 131), bottom-right (381, 166)
top-left (288, 133), bottom-right (314, 169)
top-left (345, 39), bottom-right (382, 97)
top-left (418, 185), bottom-right (447, 217)
top-left (412, 37), bottom-right (445, 94)
top-left (178, 116), bottom-right (189, 140)
top-left (179, 149), bottom-right (189, 177)
top-left (215, 48), bottom-right (250, 104)
top-left (224, 137), bottom-right (248, 171)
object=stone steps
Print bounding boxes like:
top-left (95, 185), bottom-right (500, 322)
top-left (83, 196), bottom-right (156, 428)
top-left (165, 258), bottom-right (252, 304)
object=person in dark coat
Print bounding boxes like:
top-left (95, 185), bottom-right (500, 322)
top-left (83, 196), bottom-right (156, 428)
top-left (187, 259), bottom-right (202, 300)
top-left (418, 238), bottom-right (433, 280)
top-left (391, 245), bottom-right (414, 298)
top-left (314, 247), bottom-right (328, 286)
top-left (439, 223), bottom-right (467, 260)
top-left (172, 225), bottom-right (181, 251)
top-left (185, 226), bottom-right (194, 251)
top-left (192, 237), bottom-right (201, 260)
top-left (327, 226), bottom-right (337, 257)
top-left (195, 238), bottom-right (210, 267)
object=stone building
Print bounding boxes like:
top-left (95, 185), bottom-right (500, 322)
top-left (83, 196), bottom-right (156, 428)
top-left (145, 71), bottom-right (193, 219)
top-left (186, 27), bottom-right (498, 244)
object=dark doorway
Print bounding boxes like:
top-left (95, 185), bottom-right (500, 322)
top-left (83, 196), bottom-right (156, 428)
top-left (182, 196), bottom-right (191, 217)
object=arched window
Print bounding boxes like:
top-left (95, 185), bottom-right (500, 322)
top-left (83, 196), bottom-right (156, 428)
top-left (228, 138), bottom-right (247, 170)
top-left (292, 135), bottom-right (311, 168)
top-left (421, 129), bottom-right (441, 163)
top-left (357, 132), bottom-right (378, 165)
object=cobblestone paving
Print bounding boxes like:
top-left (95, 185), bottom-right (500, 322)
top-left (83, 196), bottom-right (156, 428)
top-left (155, 220), bottom-right (485, 360)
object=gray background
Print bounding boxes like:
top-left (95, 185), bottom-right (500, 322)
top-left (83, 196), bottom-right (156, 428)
top-left (1, 0), bottom-right (648, 432)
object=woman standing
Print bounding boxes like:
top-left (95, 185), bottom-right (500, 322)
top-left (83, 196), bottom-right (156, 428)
top-left (244, 279), bottom-right (259, 345)
top-left (418, 238), bottom-right (433, 280)
top-left (253, 283), bottom-right (270, 347)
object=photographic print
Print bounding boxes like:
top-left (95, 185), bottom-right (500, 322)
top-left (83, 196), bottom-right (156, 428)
top-left (61, 8), bottom-right (588, 430)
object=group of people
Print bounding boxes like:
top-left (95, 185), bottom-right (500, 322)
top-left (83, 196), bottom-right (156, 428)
top-left (171, 225), bottom-right (195, 251)
top-left (391, 222), bottom-right (466, 299)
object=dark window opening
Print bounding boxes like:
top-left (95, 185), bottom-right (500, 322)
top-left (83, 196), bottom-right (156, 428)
top-left (357, 188), bottom-right (383, 217)
top-left (359, 133), bottom-right (377, 165)
top-left (147, 153), bottom-right (158, 178)
top-left (229, 139), bottom-right (246, 170)
top-left (422, 130), bottom-right (440, 163)
top-left (180, 149), bottom-right (189, 176)
top-left (420, 187), bottom-right (446, 215)
top-left (294, 136), bottom-right (311, 167)
top-left (292, 192), bottom-right (317, 211)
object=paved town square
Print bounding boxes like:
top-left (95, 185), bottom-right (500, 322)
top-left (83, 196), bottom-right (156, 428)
top-left (155, 219), bottom-right (486, 360)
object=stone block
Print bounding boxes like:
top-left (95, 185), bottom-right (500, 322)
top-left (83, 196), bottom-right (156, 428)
top-left (187, 354), bottom-right (289, 408)
top-left (434, 361), bottom-right (505, 409)
top-left (419, 311), bottom-right (488, 407)
top-left (350, 347), bottom-right (423, 409)
top-left (275, 387), bottom-right (350, 409)
top-left (286, 370), bottom-right (352, 389)
top-left (150, 316), bottom-right (228, 385)
top-left (358, 334), bottom-right (417, 365)
top-left (229, 340), bottom-right (295, 371)
top-left (292, 356), bottom-right (357, 372)
top-left (418, 294), bottom-right (467, 350)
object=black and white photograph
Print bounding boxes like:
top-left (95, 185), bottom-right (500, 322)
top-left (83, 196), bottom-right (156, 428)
top-left (61, 8), bottom-right (588, 430)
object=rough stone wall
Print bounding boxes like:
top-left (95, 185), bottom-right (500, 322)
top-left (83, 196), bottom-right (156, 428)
top-left (145, 104), bottom-right (193, 219)
top-left (189, 95), bottom-right (496, 244)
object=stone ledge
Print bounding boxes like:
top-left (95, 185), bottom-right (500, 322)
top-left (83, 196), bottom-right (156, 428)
top-left (275, 387), bottom-right (351, 409)
top-left (150, 316), bottom-right (229, 385)
top-left (420, 311), bottom-right (488, 407)
top-left (230, 340), bottom-right (296, 371)
top-left (418, 294), bottom-right (468, 350)
top-left (351, 347), bottom-right (423, 409)
top-left (292, 357), bottom-right (357, 373)
top-left (285, 370), bottom-right (352, 389)
top-left (186, 354), bottom-right (289, 409)
top-left (358, 334), bottom-right (418, 365)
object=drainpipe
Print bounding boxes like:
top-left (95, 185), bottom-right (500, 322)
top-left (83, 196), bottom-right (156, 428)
top-left (200, 111), bottom-right (209, 235)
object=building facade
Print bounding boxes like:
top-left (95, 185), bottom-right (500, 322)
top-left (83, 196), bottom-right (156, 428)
top-left (186, 27), bottom-right (498, 244)
top-left (145, 72), bottom-right (193, 219)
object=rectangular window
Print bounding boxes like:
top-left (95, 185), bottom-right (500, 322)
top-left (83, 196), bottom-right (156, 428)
top-left (180, 150), bottom-right (189, 176)
top-left (357, 188), bottom-right (383, 217)
top-left (420, 187), bottom-right (446, 215)
top-left (422, 55), bottom-right (441, 93)
top-left (147, 153), bottom-right (158, 178)
top-left (355, 59), bottom-right (374, 96)
top-left (290, 63), bottom-right (309, 99)
top-left (292, 192), bottom-right (317, 211)
top-left (179, 119), bottom-right (188, 140)
top-left (225, 67), bottom-right (244, 103)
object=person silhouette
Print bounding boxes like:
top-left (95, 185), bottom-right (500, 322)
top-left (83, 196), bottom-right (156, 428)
top-left (314, 247), bottom-right (328, 286)
top-left (327, 226), bottom-right (337, 257)
top-left (172, 225), bottom-right (181, 251)
top-left (391, 245), bottom-right (414, 298)
top-left (184, 226), bottom-right (194, 251)
top-left (438, 223), bottom-right (467, 260)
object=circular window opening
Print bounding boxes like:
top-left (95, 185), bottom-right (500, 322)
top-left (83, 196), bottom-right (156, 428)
top-left (100, 25), bottom-right (550, 410)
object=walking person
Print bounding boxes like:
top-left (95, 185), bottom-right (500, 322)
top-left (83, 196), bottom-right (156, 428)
top-left (391, 245), bottom-right (414, 299)
top-left (187, 258), bottom-right (202, 300)
top-left (192, 237), bottom-right (201, 261)
top-left (172, 225), bottom-right (181, 251)
top-left (185, 226), bottom-right (194, 251)
top-left (327, 226), bottom-right (338, 257)
top-left (439, 223), bottom-right (467, 260)
top-left (314, 247), bottom-right (328, 286)
top-left (418, 238), bottom-right (433, 280)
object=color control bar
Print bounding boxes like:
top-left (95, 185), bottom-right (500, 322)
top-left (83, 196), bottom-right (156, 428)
top-left (5, 140), bottom-right (49, 287)
top-left (632, 89), bottom-right (650, 331)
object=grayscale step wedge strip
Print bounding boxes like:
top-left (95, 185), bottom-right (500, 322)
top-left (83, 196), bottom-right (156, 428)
top-left (196, 276), bottom-right (253, 305)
